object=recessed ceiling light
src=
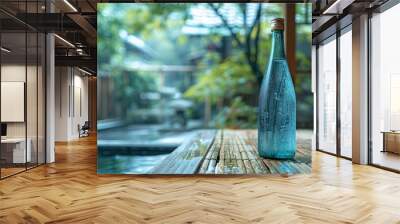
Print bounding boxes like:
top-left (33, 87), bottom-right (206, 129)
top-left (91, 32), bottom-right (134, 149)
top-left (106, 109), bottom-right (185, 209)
top-left (78, 67), bottom-right (93, 76)
top-left (54, 34), bottom-right (75, 48)
top-left (322, 0), bottom-right (354, 15)
top-left (63, 0), bottom-right (78, 12)
top-left (1, 47), bottom-right (11, 53)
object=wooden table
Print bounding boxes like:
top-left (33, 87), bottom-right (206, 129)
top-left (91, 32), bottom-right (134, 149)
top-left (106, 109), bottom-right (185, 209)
top-left (149, 130), bottom-right (311, 175)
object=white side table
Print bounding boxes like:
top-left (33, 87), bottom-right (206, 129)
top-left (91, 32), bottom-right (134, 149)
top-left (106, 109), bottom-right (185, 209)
top-left (1, 138), bottom-right (31, 163)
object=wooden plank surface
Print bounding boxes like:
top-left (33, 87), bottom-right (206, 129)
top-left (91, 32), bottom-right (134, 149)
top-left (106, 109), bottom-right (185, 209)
top-left (198, 130), bottom-right (312, 175)
top-left (150, 129), bottom-right (311, 175)
top-left (149, 130), bottom-right (216, 174)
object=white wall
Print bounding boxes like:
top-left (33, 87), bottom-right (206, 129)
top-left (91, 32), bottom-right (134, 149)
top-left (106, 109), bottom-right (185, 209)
top-left (0, 65), bottom-right (41, 138)
top-left (72, 73), bottom-right (89, 138)
top-left (55, 66), bottom-right (69, 141)
top-left (1, 65), bottom-right (26, 139)
top-left (55, 67), bottom-right (89, 141)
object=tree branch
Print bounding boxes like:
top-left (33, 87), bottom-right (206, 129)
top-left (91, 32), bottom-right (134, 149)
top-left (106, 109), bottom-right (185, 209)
top-left (208, 3), bottom-right (243, 48)
top-left (243, 4), bottom-right (253, 80)
top-left (249, 3), bottom-right (262, 37)
top-left (208, 3), bottom-right (263, 86)
top-left (254, 23), bottom-right (261, 70)
top-left (240, 3), bottom-right (247, 33)
top-left (247, 4), bottom-right (263, 85)
top-left (253, 4), bottom-right (262, 80)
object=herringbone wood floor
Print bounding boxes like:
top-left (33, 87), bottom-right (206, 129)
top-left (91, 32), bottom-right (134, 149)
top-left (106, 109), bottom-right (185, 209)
top-left (1, 135), bottom-right (400, 224)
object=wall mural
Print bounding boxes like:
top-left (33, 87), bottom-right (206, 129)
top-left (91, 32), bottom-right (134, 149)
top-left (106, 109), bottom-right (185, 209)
top-left (97, 3), bottom-right (313, 175)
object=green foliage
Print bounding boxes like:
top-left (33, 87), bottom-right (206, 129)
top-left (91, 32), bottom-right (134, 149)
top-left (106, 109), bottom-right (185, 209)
top-left (112, 71), bottom-right (159, 119)
top-left (295, 23), bottom-right (313, 128)
top-left (213, 97), bottom-right (257, 129)
top-left (184, 54), bottom-right (256, 104)
top-left (98, 3), bottom-right (191, 73)
top-left (98, 3), bottom-right (313, 129)
top-left (295, 72), bottom-right (313, 128)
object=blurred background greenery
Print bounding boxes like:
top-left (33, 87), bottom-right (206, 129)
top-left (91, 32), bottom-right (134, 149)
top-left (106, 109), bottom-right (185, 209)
top-left (97, 3), bottom-right (312, 131)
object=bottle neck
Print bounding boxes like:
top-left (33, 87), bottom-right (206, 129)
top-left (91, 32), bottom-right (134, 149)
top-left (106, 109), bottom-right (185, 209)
top-left (271, 30), bottom-right (285, 59)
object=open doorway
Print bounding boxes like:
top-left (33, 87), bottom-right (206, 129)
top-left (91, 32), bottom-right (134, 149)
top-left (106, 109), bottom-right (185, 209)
top-left (54, 67), bottom-right (96, 142)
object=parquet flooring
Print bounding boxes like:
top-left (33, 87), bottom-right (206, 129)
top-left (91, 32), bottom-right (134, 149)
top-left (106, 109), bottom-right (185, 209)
top-left (1, 134), bottom-right (400, 223)
top-left (0, 167), bottom-right (26, 178)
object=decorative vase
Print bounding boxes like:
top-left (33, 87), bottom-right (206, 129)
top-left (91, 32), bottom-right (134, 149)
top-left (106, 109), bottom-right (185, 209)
top-left (258, 18), bottom-right (296, 159)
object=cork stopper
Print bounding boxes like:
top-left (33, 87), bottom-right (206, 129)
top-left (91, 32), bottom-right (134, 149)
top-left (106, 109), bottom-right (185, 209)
top-left (271, 18), bottom-right (284, 30)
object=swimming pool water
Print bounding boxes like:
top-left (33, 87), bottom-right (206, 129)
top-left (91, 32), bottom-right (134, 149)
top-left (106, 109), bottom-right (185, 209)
top-left (97, 153), bottom-right (170, 174)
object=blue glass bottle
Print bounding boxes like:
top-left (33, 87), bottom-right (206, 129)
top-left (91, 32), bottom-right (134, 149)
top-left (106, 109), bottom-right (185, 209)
top-left (258, 18), bottom-right (296, 159)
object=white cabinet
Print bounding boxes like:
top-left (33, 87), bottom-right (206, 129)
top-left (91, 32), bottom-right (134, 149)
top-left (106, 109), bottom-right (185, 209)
top-left (1, 138), bottom-right (32, 163)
